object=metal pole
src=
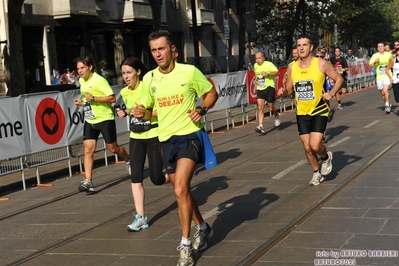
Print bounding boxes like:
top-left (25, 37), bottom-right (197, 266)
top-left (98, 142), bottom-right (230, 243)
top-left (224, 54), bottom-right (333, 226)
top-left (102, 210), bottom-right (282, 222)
top-left (190, 0), bottom-right (200, 68)
top-left (226, 40), bottom-right (229, 73)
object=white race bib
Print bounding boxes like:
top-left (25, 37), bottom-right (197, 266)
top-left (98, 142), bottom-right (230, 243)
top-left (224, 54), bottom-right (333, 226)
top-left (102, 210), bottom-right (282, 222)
top-left (83, 102), bottom-right (95, 119)
top-left (257, 76), bottom-right (265, 88)
top-left (294, 80), bottom-right (315, 101)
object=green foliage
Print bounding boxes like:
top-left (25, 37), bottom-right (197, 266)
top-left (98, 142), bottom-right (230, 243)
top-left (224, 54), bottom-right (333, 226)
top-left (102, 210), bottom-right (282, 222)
top-left (254, 0), bottom-right (398, 59)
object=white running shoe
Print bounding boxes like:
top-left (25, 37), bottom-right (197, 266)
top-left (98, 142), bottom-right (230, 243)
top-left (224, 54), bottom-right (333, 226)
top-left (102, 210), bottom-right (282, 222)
top-left (309, 171), bottom-right (325, 186)
top-left (274, 113), bottom-right (281, 127)
top-left (320, 151), bottom-right (333, 176)
top-left (255, 125), bottom-right (266, 134)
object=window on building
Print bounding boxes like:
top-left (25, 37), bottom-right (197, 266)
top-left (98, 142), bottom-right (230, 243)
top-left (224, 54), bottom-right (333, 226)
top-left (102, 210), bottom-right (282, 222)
top-left (246, 0), bottom-right (250, 14)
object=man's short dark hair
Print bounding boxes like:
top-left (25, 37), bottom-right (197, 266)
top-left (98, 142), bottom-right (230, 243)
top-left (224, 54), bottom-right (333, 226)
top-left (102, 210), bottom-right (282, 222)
top-left (73, 55), bottom-right (94, 72)
top-left (148, 30), bottom-right (174, 46)
top-left (296, 34), bottom-right (312, 45)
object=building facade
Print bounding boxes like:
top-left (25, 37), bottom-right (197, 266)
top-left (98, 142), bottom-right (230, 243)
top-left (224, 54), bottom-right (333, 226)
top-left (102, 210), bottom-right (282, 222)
top-left (0, 0), bottom-right (257, 95)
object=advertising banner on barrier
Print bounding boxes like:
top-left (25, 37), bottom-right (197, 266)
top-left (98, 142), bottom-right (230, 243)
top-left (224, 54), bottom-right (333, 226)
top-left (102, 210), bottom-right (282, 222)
top-left (206, 71), bottom-right (248, 112)
top-left (25, 92), bottom-right (68, 153)
top-left (246, 70), bottom-right (257, 104)
top-left (347, 58), bottom-right (374, 81)
top-left (61, 89), bottom-right (84, 144)
top-left (0, 96), bottom-right (29, 160)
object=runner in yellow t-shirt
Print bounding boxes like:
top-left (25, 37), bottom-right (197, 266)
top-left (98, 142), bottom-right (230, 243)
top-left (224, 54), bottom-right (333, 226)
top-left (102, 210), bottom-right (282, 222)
top-left (278, 34), bottom-right (343, 186)
top-left (73, 55), bottom-right (130, 193)
top-left (116, 57), bottom-right (170, 232)
top-left (369, 41), bottom-right (394, 113)
top-left (134, 30), bottom-right (218, 266)
top-left (253, 52), bottom-right (280, 134)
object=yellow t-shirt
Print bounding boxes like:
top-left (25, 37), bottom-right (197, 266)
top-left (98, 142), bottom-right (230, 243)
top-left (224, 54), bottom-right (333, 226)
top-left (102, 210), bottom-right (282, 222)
top-left (291, 58), bottom-right (329, 116)
top-left (141, 63), bottom-right (213, 142)
top-left (369, 52), bottom-right (393, 79)
top-left (254, 61), bottom-right (278, 90)
top-left (120, 83), bottom-right (158, 139)
top-left (79, 72), bottom-right (115, 124)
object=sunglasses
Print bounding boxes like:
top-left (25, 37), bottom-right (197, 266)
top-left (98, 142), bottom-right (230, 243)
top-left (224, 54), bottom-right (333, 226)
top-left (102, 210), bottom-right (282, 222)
top-left (315, 55), bottom-right (324, 58)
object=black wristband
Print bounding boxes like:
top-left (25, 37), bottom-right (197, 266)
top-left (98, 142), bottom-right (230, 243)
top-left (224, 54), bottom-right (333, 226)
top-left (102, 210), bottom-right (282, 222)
top-left (196, 106), bottom-right (208, 116)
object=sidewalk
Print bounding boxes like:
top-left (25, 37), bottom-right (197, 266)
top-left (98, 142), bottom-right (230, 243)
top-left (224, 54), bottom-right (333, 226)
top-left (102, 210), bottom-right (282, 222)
top-left (1, 86), bottom-right (398, 266)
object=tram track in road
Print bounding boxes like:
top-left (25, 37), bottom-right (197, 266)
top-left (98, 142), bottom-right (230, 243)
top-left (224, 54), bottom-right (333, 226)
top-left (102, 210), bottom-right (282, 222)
top-left (3, 127), bottom-right (301, 266)
top-left (7, 132), bottom-right (396, 266)
top-left (236, 138), bottom-right (399, 266)
top-left (8, 135), bottom-right (396, 266)
top-left (0, 125), bottom-right (297, 223)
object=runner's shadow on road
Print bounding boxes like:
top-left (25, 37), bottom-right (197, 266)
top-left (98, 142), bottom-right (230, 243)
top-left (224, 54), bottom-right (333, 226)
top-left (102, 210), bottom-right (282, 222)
top-left (340, 100), bottom-right (356, 108)
top-left (195, 187), bottom-right (279, 259)
top-left (274, 120), bottom-right (296, 131)
top-left (89, 175), bottom-right (130, 194)
top-left (324, 125), bottom-right (349, 143)
top-left (214, 148), bottom-right (242, 164)
top-left (147, 176), bottom-right (229, 226)
top-left (195, 148), bottom-right (242, 176)
top-left (323, 151), bottom-right (362, 182)
top-left (259, 121), bottom-right (296, 136)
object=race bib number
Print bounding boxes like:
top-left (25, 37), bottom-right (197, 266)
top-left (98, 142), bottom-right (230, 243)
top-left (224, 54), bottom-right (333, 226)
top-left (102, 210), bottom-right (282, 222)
top-left (294, 80), bottom-right (315, 101)
top-left (83, 102), bottom-right (95, 119)
top-left (257, 76), bottom-right (265, 87)
top-left (379, 65), bottom-right (387, 75)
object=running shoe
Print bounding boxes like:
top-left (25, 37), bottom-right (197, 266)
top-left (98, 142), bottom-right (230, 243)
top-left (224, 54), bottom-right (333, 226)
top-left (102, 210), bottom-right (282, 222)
top-left (386, 103), bottom-right (392, 114)
top-left (193, 223), bottom-right (214, 252)
top-left (320, 151), bottom-right (333, 176)
top-left (328, 109), bottom-right (335, 122)
top-left (336, 104), bottom-right (343, 110)
top-left (78, 179), bottom-right (95, 193)
top-left (126, 163), bottom-right (131, 175)
top-left (127, 213), bottom-right (149, 232)
top-left (255, 125), bottom-right (266, 134)
top-left (274, 113), bottom-right (281, 127)
top-left (309, 171), bottom-right (325, 186)
top-left (177, 244), bottom-right (194, 266)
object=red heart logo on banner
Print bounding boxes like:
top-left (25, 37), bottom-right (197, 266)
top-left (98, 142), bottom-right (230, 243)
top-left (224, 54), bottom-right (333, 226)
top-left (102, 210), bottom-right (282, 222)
top-left (43, 112), bottom-right (57, 131)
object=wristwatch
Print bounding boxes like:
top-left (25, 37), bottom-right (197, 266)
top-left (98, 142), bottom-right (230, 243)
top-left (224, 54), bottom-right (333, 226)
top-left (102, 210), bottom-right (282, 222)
top-left (196, 106), bottom-right (209, 116)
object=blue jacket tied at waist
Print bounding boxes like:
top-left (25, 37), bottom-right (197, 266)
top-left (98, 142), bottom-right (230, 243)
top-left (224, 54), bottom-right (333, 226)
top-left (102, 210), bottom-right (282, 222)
top-left (166, 129), bottom-right (218, 170)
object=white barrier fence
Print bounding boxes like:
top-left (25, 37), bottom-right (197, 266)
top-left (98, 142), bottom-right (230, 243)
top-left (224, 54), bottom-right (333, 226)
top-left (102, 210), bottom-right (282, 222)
top-left (346, 58), bottom-right (376, 92)
top-left (0, 64), bottom-right (374, 190)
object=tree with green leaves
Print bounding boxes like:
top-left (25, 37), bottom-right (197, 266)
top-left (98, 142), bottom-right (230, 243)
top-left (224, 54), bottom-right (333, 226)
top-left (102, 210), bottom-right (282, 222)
top-left (254, 0), bottom-right (319, 61)
top-left (326, 0), bottom-right (397, 48)
top-left (254, 0), bottom-right (398, 61)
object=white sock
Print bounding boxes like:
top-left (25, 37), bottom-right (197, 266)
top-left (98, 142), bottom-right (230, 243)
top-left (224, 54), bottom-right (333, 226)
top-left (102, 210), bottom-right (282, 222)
top-left (181, 237), bottom-right (191, 246)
